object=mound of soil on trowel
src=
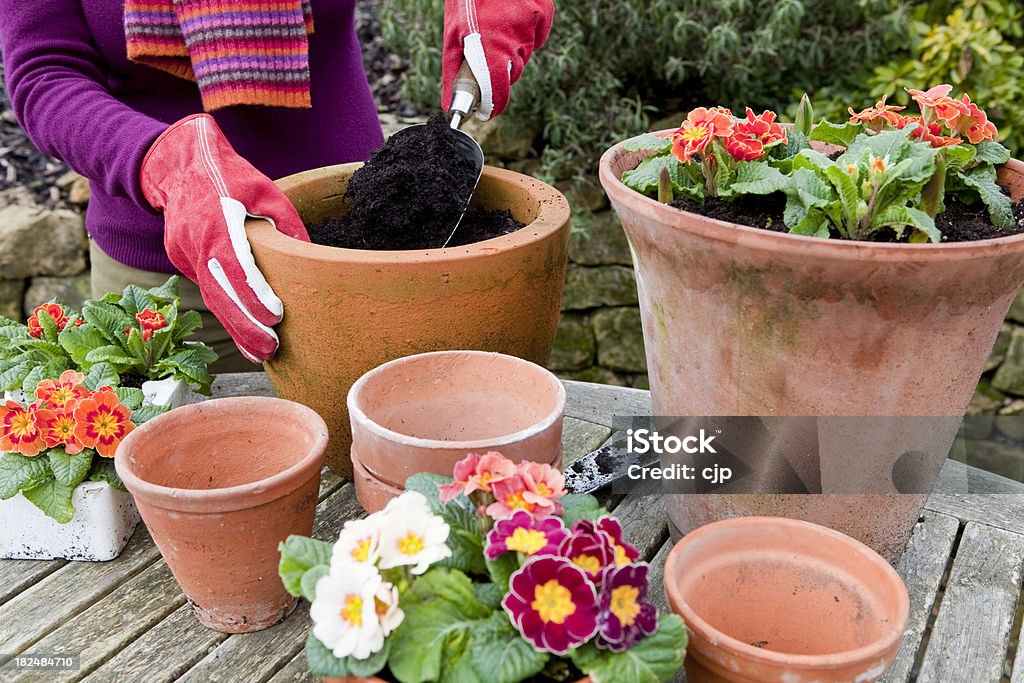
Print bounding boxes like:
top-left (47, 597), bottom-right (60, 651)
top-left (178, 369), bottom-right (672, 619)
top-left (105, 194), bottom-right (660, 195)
top-left (309, 113), bottom-right (524, 250)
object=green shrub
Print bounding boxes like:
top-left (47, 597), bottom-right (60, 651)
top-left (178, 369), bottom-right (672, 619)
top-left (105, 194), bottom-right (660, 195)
top-left (379, 0), bottom-right (911, 183)
top-left (862, 0), bottom-right (1024, 156)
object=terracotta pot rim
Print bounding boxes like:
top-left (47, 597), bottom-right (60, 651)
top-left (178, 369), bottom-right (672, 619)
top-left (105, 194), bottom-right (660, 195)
top-left (247, 163), bottom-right (570, 264)
top-left (664, 516), bottom-right (910, 670)
top-left (116, 396), bottom-right (329, 513)
top-left (347, 350), bottom-right (567, 452)
top-left (600, 132), bottom-right (1024, 262)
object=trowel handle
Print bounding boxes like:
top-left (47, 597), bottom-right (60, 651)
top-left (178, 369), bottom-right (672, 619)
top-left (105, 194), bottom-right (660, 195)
top-left (449, 60), bottom-right (480, 129)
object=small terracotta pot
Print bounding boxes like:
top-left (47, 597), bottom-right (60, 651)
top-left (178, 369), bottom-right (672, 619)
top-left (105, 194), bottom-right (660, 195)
top-left (247, 164), bottom-right (570, 477)
top-left (116, 397), bottom-right (328, 633)
top-left (664, 517), bottom-right (908, 683)
top-left (601, 135), bottom-right (1024, 562)
top-left (347, 350), bottom-right (566, 512)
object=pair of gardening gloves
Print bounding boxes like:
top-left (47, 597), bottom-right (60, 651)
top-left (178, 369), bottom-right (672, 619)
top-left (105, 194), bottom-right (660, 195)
top-left (140, 0), bottom-right (554, 363)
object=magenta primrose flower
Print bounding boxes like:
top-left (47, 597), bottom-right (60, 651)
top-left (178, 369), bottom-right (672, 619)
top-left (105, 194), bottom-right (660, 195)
top-left (485, 510), bottom-right (569, 560)
top-left (558, 518), bottom-right (620, 581)
top-left (596, 516), bottom-right (640, 567)
top-left (595, 562), bottom-right (658, 652)
top-left (503, 555), bottom-right (599, 655)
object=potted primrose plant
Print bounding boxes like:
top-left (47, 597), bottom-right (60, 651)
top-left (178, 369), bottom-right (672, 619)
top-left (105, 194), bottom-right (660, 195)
top-left (278, 452), bottom-right (687, 683)
top-left (0, 276), bottom-right (217, 560)
top-left (598, 86), bottom-right (1024, 563)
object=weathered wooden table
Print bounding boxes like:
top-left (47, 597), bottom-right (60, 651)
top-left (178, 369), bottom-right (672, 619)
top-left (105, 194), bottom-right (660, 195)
top-left (1, 374), bottom-right (1023, 683)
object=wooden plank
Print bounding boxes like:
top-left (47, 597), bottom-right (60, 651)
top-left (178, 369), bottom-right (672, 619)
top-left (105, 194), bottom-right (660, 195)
top-left (882, 512), bottom-right (961, 683)
top-left (926, 492), bottom-right (1024, 535)
top-left (0, 527), bottom-right (159, 663)
top-left (0, 559), bottom-right (65, 607)
top-left (265, 651), bottom-right (316, 683)
top-left (562, 416), bottom-right (612, 467)
top-left (563, 380), bottom-right (652, 427)
top-left (161, 484), bottom-right (364, 682)
top-left (917, 522), bottom-right (1024, 682)
top-left (9, 562), bottom-right (184, 683)
top-left (1014, 605), bottom-right (1024, 683)
top-left (210, 372), bottom-right (273, 398)
top-left (612, 494), bottom-right (669, 561)
top-left (936, 457), bottom-right (1024, 495)
top-left (85, 603), bottom-right (227, 683)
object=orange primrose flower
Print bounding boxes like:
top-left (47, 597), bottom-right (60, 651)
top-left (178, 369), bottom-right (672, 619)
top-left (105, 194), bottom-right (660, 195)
top-left (36, 402), bottom-right (85, 455)
top-left (932, 96), bottom-right (968, 126)
top-left (849, 96), bottom-right (904, 131)
top-left (723, 133), bottom-right (765, 161)
top-left (895, 116), bottom-right (962, 148)
top-left (670, 107), bottom-right (734, 163)
top-left (905, 84), bottom-right (953, 110)
top-left (135, 308), bottom-right (167, 332)
top-left (0, 401), bottom-right (46, 457)
top-left (35, 370), bottom-right (90, 408)
top-left (26, 303), bottom-right (68, 339)
top-left (955, 94), bottom-right (998, 144)
top-left (73, 387), bottom-right (135, 458)
top-left (735, 108), bottom-right (787, 146)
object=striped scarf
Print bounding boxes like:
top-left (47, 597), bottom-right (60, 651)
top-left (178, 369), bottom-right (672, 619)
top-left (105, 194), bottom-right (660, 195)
top-left (124, 0), bottom-right (314, 111)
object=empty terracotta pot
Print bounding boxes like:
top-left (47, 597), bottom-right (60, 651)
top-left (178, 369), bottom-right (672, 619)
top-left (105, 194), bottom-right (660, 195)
top-left (247, 163), bottom-right (570, 477)
top-left (664, 517), bottom-right (909, 683)
top-left (348, 350), bottom-right (566, 512)
top-left (601, 136), bottom-right (1024, 562)
top-left (116, 397), bottom-right (328, 633)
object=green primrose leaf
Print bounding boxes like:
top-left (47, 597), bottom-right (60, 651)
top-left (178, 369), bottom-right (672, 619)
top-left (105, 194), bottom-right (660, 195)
top-left (113, 387), bottom-right (144, 410)
top-left (943, 144), bottom-right (977, 173)
top-left (809, 120), bottom-right (864, 148)
top-left (467, 612), bottom-right (549, 683)
top-left (789, 210), bottom-right (831, 238)
top-left (0, 453), bottom-right (52, 499)
top-left (22, 477), bottom-right (75, 523)
top-left (59, 322), bottom-right (110, 366)
top-left (622, 133), bottom-right (673, 154)
top-left (621, 155), bottom-right (689, 196)
top-left (87, 458), bottom-right (127, 491)
top-left (147, 275), bottom-right (181, 301)
top-left (960, 166), bottom-right (1015, 229)
top-left (871, 206), bottom-right (941, 243)
top-left (173, 310), bottom-right (204, 343)
top-left (724, 161), bottom-right (790, 197)
top-left (82, 362), bottom-right (120, 391)
top-left (277, 534), bottom-right (333, 597)
top-left (82, 302), bottom-right (136, 350)
top-left (973, 140), bottom-right (1012, 165)
top-left (119, 285), bottom-right (157, 317)
top-left (561, 493), bottom-right (604, 526)
top-left (299, 564), bottom-right (329, 603)
top-left (571, 614), bottom-right (688, 683)
top-left (130, 401), bottom-right (171, 425)
top-left (0, 361), bottom-right (33, 392)
top-left (47, 449), bottom-right (94, 488)
top-left (388, 568), bottom-right (492, 683)
top-left (304, 631), bottom-right (351, 677)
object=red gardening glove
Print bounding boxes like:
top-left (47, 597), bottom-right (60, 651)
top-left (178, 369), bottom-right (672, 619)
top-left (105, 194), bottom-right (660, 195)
top-left (441, 0), bottom-right (554, 121)
top-left (140, 114), bottom-right (309, 363)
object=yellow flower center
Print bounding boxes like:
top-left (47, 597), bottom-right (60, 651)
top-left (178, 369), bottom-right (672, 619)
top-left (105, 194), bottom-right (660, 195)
top-left (534, 481), bottom-right (553, 497)
top-left (681, 125), bottom-right (708, 144)
top-left (505, 528), bottom-right (549, 555)
top-left (55, 418), bottom-right (75, 438)
top-left (340, 594), bottom-right (363, 627)
top-left (571, 554), bottom-right (601, 575)
top-left (532, 579), bottom-right (576, 624)
top-left (10, 413), bottom-right (35, 438)
top-left (504, 492), bottom-right (534, 512)
top-left (92, 412), bottom-right (119, 438)
top-left (614, 544), bottom-right (630, 567)
top-left (50, 387), bottom-right (75, 405)
top-left (610, 585), bottom-right (641, 626)
top-left (397, 532), bottom-right (425, 556)
top-left (351, 539), bottom-right (373, 563)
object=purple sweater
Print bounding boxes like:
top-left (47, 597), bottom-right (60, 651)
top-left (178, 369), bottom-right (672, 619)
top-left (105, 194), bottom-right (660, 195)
top-left (0, 0), bottom-right (384, 273)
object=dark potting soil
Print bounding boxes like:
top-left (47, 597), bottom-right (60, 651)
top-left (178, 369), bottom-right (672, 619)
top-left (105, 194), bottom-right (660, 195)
top-left (118, 372), bottom-right (147, 389)
top-left (307, 113), bottom-right (523, 250)
top-left (670, 192), bottom-right (1024, 243)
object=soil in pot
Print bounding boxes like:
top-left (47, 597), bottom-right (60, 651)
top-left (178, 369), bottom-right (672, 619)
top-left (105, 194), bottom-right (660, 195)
top-left (308, 113), bottom-right (524, 250)
top-left (670, 191), bottom-right (1024, 242)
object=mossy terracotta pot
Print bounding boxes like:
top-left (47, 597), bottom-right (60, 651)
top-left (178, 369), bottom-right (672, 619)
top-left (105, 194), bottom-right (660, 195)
top-left (601, 135), bottom-right (1024, 562)
top-left (116, 397), bottom-right (328, 633)
top-left (348, 350), bottom-right (566, 513)
top-left (246, 164), bottom-right (570, 477)
top-left (664, 517), bottom-right (909, 683)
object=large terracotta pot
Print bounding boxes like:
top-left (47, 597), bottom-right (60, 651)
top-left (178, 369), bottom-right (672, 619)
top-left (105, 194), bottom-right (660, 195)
top-left (664, 517), bottom-right (909, 683)
top-left (247, 164), bottom-right (570, 477)
top-left (600, 136), bottom-right (1024, 562)
top-left (116, 397), bottom-right (328, 633)
top-left (348, 350), bottom-right (566, 512)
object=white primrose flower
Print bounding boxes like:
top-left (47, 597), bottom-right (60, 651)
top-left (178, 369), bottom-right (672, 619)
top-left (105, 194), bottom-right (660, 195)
top-left (375, 579), bottom-right (404, 636)
top-left (332, 516), bottom-right (383, 569)
top-left (377, 491), bottom-right (452, 574)
top-left (311, 562), bottom-right (390, 660)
